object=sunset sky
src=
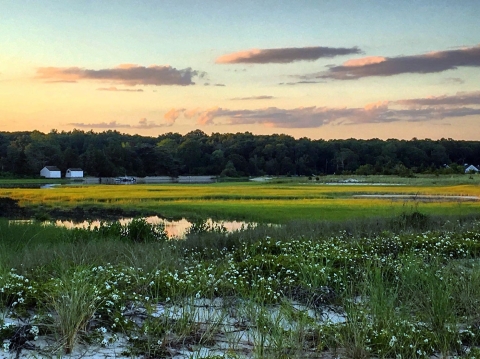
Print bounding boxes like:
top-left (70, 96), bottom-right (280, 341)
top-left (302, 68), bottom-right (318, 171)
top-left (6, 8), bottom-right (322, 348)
top-left (1, 0), bottom-right (480, 140)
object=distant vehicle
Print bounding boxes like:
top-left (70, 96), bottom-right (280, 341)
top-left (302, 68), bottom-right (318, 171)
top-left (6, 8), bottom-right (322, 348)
top-left (114, 176), bottom-right (136, 184)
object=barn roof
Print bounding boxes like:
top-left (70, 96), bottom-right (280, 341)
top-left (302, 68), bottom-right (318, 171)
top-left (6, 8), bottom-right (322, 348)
top-left (44, 166), bottom-right (60, 171)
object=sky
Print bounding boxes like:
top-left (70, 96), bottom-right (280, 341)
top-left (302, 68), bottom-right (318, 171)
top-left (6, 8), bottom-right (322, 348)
top-left (1, 0), bottom-right (480, 140)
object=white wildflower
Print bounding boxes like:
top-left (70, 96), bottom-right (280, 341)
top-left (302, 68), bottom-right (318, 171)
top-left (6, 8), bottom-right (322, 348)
top-left (389, 336), bottom-right (397, 347)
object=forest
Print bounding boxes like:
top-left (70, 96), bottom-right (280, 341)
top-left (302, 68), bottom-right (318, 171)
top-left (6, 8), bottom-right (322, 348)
top-left (1, 129), bottom-right (480, 178)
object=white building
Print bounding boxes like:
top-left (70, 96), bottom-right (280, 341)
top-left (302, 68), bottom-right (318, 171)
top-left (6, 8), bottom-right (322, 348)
top-left (465, 165), bottom-right (479, 174)
top-left (40, 166), bottom-right (61, 179)
top-left (66, 168), bottom-right (84, 178)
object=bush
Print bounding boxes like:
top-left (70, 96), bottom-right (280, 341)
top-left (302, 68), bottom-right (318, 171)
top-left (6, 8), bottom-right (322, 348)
top-left (125, 218), bottom-right (168, 242)
top-left (391, 211), bottom-right (430, 231)
top-left (91, 218), bottom-right (168, 242)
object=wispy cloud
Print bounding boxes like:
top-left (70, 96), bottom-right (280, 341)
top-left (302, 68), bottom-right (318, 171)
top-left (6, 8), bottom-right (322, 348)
top-left (37, 64), bottom-right (204, 86)
top-left (301, 45), bottom-right (480, 80)
top-left (442, 77), bottom-right (465, 85)
top-left (164, 108), bottom-right (185, 126)
top-left (183, 108), bottom-right (200, 119)
top-left (137, 118), bottom-right (165, 128)
top-left (216, 46), bottom-right (361, 64)
top-left (179, 91), bottom-right (480, 128)
top-left (279, 80), bottom-right (324, 85)
top-left (231, 95), bottom-right (275, 100)
top-left (395, 91), bottom-right (480, 107)
top-left (96, 86), bottom-right (144, 92)
top-left (43, 80), bottom-right (78, 83)
top-left (68, 121), bottom-right (131, 129)
top-left (68, 118), bottom-right (172, 129)
top-left (191, 106), bottom-right (385, 127)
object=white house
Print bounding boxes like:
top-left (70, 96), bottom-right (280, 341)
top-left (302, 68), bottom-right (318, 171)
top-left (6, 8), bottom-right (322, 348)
top-left (40, 166), bottom-right (61, 179)
top-left (66, 168), bottom-right (84, 178)
top-left (465, 165), bottom-right (479, 174)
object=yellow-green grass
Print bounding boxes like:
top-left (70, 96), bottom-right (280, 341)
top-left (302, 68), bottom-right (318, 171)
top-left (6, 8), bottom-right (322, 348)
top-left (2, 183), bottom-right (480, 201)
top-left (1, 182), bottom-right (480, 223)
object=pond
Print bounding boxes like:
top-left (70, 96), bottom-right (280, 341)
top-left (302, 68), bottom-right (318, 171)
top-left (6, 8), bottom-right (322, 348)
top-left (9, 216), bottom-right (257, 239)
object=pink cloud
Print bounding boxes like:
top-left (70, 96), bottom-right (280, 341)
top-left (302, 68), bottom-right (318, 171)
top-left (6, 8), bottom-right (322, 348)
top-left (364, 101), bottom-right (389, 111)
top-left (216, 49), bottom-right (262, 64)
top-left (183, 108), bottom-right (201, 119)
top-left (37, 67), bottom-right (81, 82)
top-left (343, 56), bottom-right (386, 67)
top-left (163, 108), bottom-right (186, 126)
top-left (197, 107), bottom-right (220, 125)
top-left (115, 64), bottom-right (139, 69)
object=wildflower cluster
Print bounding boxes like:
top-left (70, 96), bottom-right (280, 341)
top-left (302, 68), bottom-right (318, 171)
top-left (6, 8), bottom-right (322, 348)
top-left (0, 269), bottom-right (38, 315)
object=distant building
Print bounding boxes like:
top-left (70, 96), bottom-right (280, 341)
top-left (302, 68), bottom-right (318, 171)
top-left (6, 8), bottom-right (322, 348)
top-left (465, 165), bottom-right (479, 174)
top-left (66, 168), bottom-right (84, 178)
top-left (40, 166), bottom-right (61, 179)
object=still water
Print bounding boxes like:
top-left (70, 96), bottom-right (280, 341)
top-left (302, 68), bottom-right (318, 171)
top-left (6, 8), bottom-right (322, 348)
top-left (57, 217), bottom-right (254, 239)
top-left (10, 217), bottom-right (255, 239)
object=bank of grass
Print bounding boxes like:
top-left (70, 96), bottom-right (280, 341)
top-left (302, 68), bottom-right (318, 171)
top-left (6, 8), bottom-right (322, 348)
top-left (1, 180), bottom-right (480, 223)
top-left (123, 198), bottom-right (480, 223)
top-left (2, 214), bottom-right (480, 357)
top-left (0, 178), bottom-right (67, 185)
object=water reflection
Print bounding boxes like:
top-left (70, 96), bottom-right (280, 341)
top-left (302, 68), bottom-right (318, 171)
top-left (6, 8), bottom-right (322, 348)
top-left (53, 216), bottom-right (254, 239)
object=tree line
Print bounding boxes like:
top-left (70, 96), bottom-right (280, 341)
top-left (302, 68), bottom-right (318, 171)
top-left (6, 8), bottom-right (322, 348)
top-left (1, 129), bottom-right (479, 178)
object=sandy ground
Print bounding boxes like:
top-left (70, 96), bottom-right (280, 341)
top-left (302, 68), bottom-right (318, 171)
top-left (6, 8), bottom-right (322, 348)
top-left (1, 298), bottom-right (345, 359)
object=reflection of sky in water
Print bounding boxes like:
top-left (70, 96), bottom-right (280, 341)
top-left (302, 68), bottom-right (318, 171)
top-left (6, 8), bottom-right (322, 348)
top-left (51, 216), bottom-right (254, 239)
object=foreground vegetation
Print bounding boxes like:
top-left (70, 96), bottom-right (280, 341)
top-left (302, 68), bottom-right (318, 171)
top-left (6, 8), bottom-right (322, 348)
top-left (2, 213), bottom-right (480, 358)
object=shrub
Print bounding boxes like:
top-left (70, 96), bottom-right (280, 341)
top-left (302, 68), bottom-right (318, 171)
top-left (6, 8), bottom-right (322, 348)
top-left (125, 218), bottom-right (168, 242)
